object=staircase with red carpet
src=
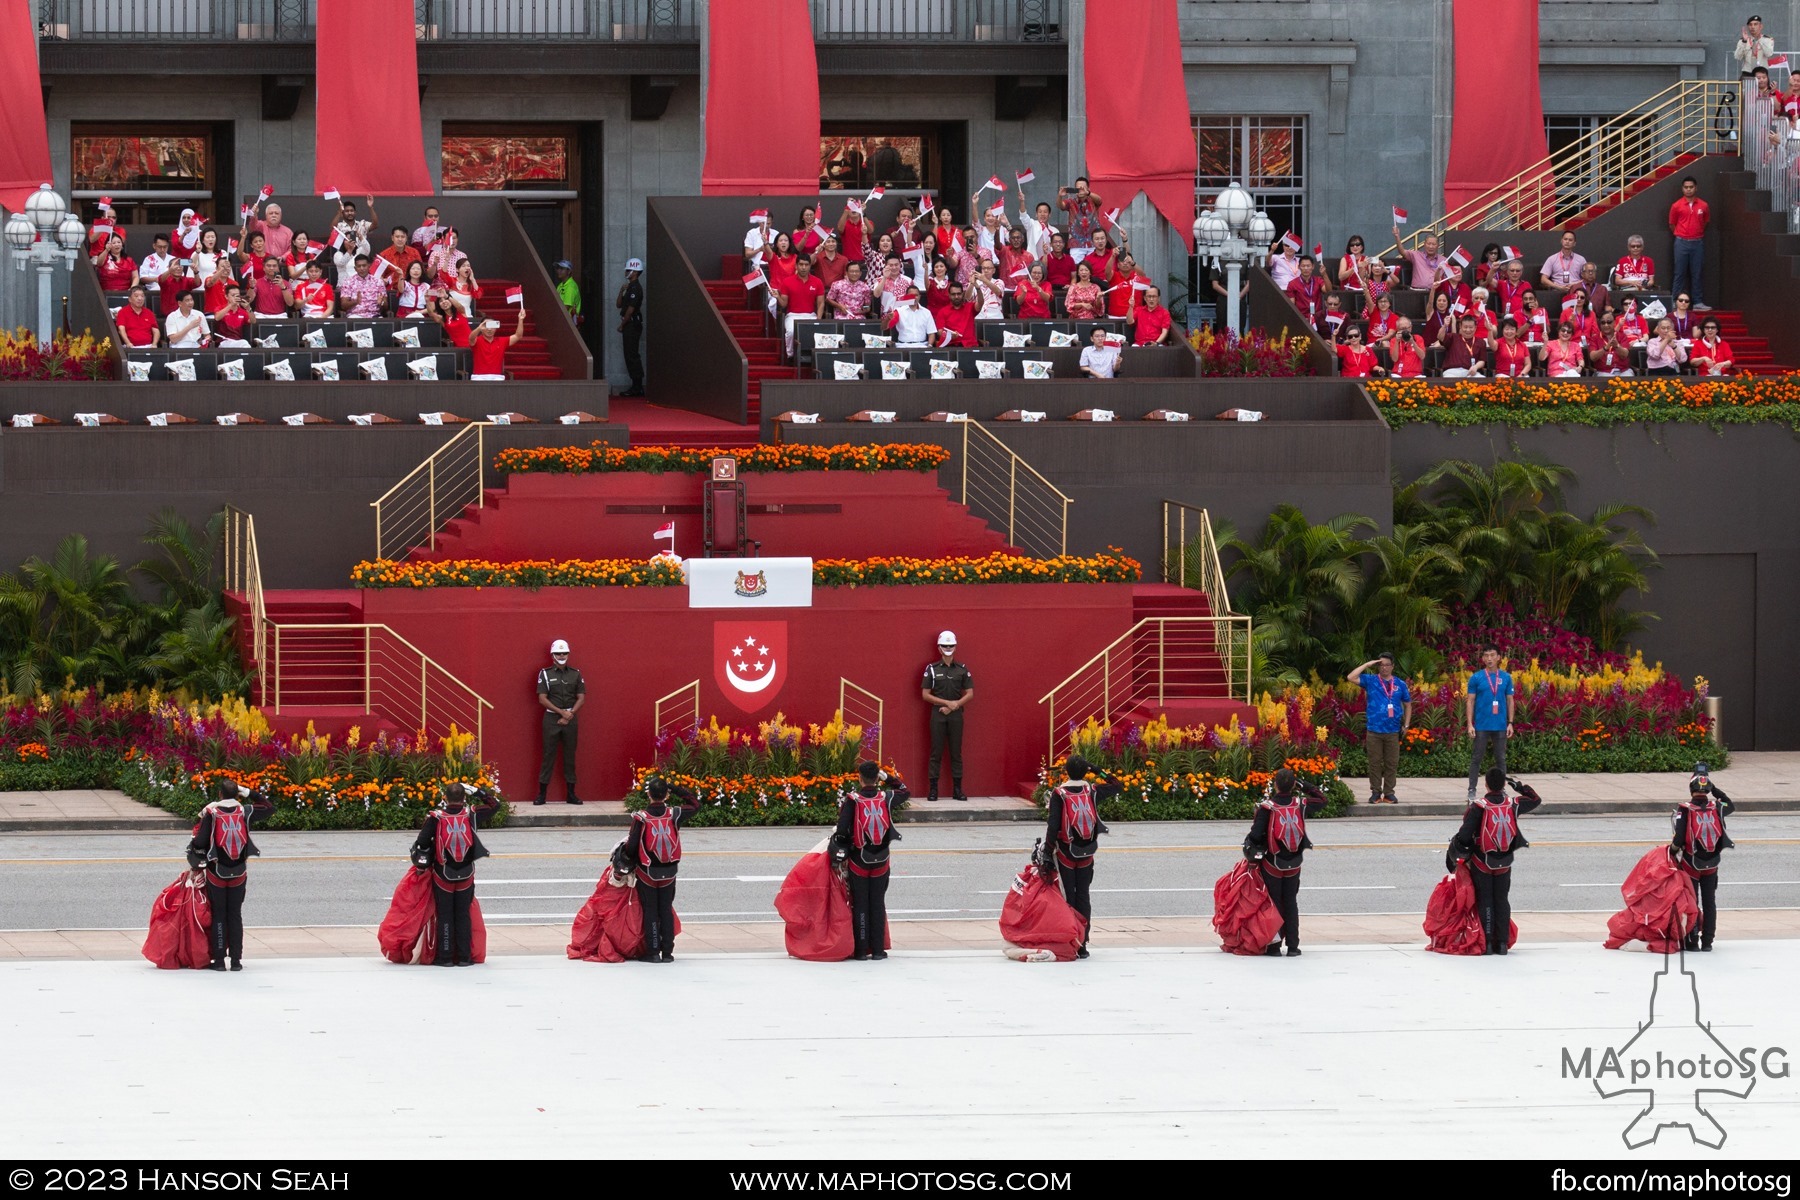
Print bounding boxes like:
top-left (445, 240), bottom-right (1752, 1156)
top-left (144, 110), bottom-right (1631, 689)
top-left (476, 278), bottom-right (561, 381)
top-left (1119, 584), bottom-right (1256, 731)
top-left (1563, 154), bottom-right (1702, 230)
top-left (709, 254), bottom-right (801, 429)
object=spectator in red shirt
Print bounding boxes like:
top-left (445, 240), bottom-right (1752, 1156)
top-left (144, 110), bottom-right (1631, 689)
top-left (835, 204), bottom-right (867, 262)
top-left (811, 237), bottom-right (849, 290)
top-left (1133, 287), bottom-right (1175, 346)
top-left (1041, 232), bottom-right (1076, 289)
top-left (776, 255), bottom-right (826, 358)
top-left (235, 231), bottom-right (267, 286)
top-left (1064, 261), bottom-right (1103, 320)
top-left (193, 228), bottom-right (232, 314)
top-left (1493, 319), bottom-right (1532, 378)
top-left (923, 258), bottom-right (954, 320)
top-left (213, 284), bottom-right (254, 344)
top-left (1337, 236), bottom-right (1371, 291)
top-left (1474, 243), bottom-right (1504, 287)
top-left (243, 199), bottom-right (294, 261)
top-left (1590, 313), bottom-right (1635, 376)
top-left (1107, 253), bottom-right (1148, 321)
top-left (1382, 320), bottom-right (1428, 378)
top-left (1542, 322), bottom-right (1585, 377)
top-left (1614, 234), bottom-right (1655, 294)
top-left (1690, 317), bottom-right (1734, 375)
top-left (1615, 298), bottom-right (1649, 344)
top-left (114, 286), bottom-right (160, 348)
top-left (1284, 255), bottom-right (1327, 326)
top-left (1085, 229), bottom-right (1120, 287)
top-left (429, 293), bottom-right (473, 348)
top-left (470, 309), bottom-right (528, 379)
top-left (377, 226), bottom-right (423, 289)
top-left (997, 227), bottom-right (1035, 282)
top-left (95, 235), bottom-right (138, 292)
top-left (1441, 316), bottom-right (1488, 378)
top-left (936, 284), bottom-right (979, 348)
top-left (283, 231), bottom-right (317, 280)
top-left (766, 232), bottom-right (800, 291)
top-left (1670, 176), bottom-right (1710, 308)
top-left (1365, 292), bottom-right (1399, 349)
top-left (794, 206), bottom-right (825, 257)
top-left (1328, 322), bottom-right (1377, 378)
top-left (1423, 290), bottom-right (1455, 345)
top-left (251, 257), bottom-right (291, 318)
top-left (292, 261), bottom-right (334, 318)
top-left (1015, 262), bottom-right (1053, 320)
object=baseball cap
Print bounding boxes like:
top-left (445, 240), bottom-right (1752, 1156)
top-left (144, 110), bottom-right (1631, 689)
top-left (551, 639), bottom-right (571, 654)
top-left (625, 257), bottom-right (644, 272)
top-left (937, 630), bottom-right (957, 646)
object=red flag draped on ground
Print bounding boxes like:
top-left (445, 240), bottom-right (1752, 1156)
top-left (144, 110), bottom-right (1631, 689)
top-left (314, 0), bottom-right (432, 195)
top-left (1443, 0), bottom-right (1549, 223)
top-left (1082, 0), bottom-right (1197, 250)
top-left (378, 867), bottom-right (487, 964)
top-left (1424, 861), bottom-right (1518, 954)
top-left (702, 0), bottom-right (819, 193)
top-left (0, 0), bottom-right (53, 213)
top-left (142, 871), bottom-right (213, 969)
top-left (999, 861), bottom-right (1085, 962)
top-left (568, 867), bottom-right (682, 962)
top-left (1604, 846), bottom-right (1700, 952)
top-left (1212, 860), bottom-right (1284, 955)
top-left (775, 840), bottom-right (858, 961)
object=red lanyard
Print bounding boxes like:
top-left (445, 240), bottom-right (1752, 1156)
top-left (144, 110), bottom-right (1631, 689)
top-left (1485, 669), bottom-right (1500, 696)
top-left (1379, 676), bottom-right (1397, 698)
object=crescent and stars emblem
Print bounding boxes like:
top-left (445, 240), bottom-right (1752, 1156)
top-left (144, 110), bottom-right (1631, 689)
top-left (725, 634), bottom-right (779, 694)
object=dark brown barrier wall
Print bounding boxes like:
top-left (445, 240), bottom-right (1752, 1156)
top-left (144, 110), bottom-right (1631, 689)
top-left (0, 422), bottom-right (625, 590)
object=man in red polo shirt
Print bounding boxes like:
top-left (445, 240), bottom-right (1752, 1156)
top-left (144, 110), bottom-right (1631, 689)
top-left (1669, 176), bottom-right (1710, 309)
top-left (115, 286), bottom-right (161, 348)
top-left (471, 308), bottom-right (528, 380)
top-left (1284, 255), bottom-right (1327, 326)
top-left (811, 237), bottom-right (849, 290)
top-left (1106, 253), bottom-right (1148, 321)
top-left (936, 284), bottom-right (978, 348)
top-left (776, 254), bottom-right (827, 358)
top-left (1133, 286), bottom-right (1175, 346)
top-left (377, 226), bottom-right (423, 293)
top-left (834, 205), bottom-right (867, 263)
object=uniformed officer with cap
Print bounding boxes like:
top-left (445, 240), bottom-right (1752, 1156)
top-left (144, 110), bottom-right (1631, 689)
top-left (920, 630), bottom-right (973, 802)
top-left (615, 257), bottom-right (645, 397)
top-left (536, 639), bottom-right (586, 805)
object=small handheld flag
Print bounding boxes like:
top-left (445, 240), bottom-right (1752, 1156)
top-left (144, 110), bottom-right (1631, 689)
top-left (743, 268), bottom-right (767, 290)
top-left (1280, 231), bottom-right (1302, 253)
top-left (97, 195), bottom-right (113, 210)
top-left (1016, 168), bottom-right (1036, 185)
top-left (240, 204), bottom-right (254, 223)
top-left (866, 186), bottom-right (885, 203)
top-left (1501, 244), bottom-right (1523, 263)
top-left (919, 195), bottom-right (936, 217)
top-left (259, 185), bottom-right (274, 201)
top-left (323, 188), bottom-right (341, 201)
top-left (1102, 207), bottom-right (1124, 229)
top-left (749, 208), bottom-right (770, 224)
top-left (506, 285), bottom-right (523, 305)
top-left (1392, 206), bottom-right (1408, 225)
top-left (654, 521), bottom-right (675, 543)
top-left (983, 175), bottom-right (1005, 192)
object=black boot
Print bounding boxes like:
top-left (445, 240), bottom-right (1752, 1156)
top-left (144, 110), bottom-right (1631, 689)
top-left (953, 780), bottom-right (967, 802)
top-left (1263, 944), bottom-right (1281, 957)
top-left (533, 789), bottom-right (546, 806)
top-left (926, 780), bottom-right (939, 802)
top-left (1683, 931), bottom-right (1700, 952)
top-left (566, 792), bottom-right (583, 805)
top-left (229, 960), bottom-right (243, 971)
top-left (207, 960), bottom-right (227, 971)
top-left (1286, 946), bottom-right (1302, 957)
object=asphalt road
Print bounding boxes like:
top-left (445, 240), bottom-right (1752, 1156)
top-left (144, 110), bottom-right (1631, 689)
top-left (3, 813), bottom-right (1797, 931)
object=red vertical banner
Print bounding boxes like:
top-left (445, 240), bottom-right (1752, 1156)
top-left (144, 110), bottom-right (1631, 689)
top-left (1082, 0), bottom-right (1197, 250)
top-left (314, 0), bottom-right (433, 196)
top-left (703, 0), bottom-right (820, 194)
top-left (0, 0), bottom-right (53, 213)
top-left (1444, 0), bottom-right (1549, 223)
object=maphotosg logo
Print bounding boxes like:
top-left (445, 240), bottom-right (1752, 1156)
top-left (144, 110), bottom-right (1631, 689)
top-left (1561, 957), bottom-right (1788, 1149)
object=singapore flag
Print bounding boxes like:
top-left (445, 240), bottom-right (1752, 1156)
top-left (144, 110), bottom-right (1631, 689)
top-left (715, 622), bottom-right (788, 713)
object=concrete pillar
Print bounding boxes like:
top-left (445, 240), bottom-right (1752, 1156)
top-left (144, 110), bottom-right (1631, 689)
top-left (1065, 0), bottom-right (1085, 183)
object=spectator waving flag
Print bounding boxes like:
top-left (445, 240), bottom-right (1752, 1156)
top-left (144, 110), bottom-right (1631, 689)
top-left (1017, 168), bottom-right (1036, 185)
top-left (1279, 231), bottom-right (1302, 253)
top-left (1392, 205), bottom-right (1408, 225)
top-left (743, 267), bottom-right (768, 290)
top-left (506, 285), bottom-right (524, 305)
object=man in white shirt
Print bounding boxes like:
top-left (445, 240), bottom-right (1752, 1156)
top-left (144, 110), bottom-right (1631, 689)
top-left (1016, 190), bottom-right (1056, 258)
top-left (163, 290), bottom-right (210, 349)
top-left (1078, 327), bottom-right (1121, 378)
top-left (138, 236), bottom-right (176, 306)
top-left (891, 288), bottom-right (938, 347)
top-left (331, 196), bottom-right (376, 280)
top-left (411, 204), bottom-right (445, 253)
top-left (1539, 231), bottom-right (1587, 293)
top-left (744, 218), bottom-right (772, 270)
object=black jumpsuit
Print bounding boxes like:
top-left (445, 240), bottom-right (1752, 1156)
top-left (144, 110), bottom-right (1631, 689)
top-left (1043, 775), bottom-right (1119, 948)
top-left (625, 786), bottom-right (699, 960)
top-left (1672, 789), bottom-right (1735, 949)
top-left (185, 796), bottom-right (272, 968)
top-left (1244, 785), bottom-right (1327, 953)
top-left (1449, 783), bottom-right (1542, 954)
top-left (411, 799), bottom-right (494, 965)
top-left (834, 781), bottom-right (910, 957)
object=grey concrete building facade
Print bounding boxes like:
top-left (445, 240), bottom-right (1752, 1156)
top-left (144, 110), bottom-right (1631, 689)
top-left (13, 1), bottom-right (1789, 384)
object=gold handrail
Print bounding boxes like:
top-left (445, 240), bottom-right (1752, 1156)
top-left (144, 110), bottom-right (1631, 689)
top-left (958, 419), bottom-right (1072, 557)
top-left (653, 680), bottom-right (700, 749)
top-left (1038, 615), bottom-right (1253, 762)
top-left (838, 677), bottom-right (885, 766)
top-left (268, 620), bottom-right (493, 753)
top-left (369, 422), bottom-right (491, 562)
top-left (1378, 80), bottom-right (1742, 252)
top-left (1160, 500), bottom-right (1239, 616)
top-left (222, 504), bottom-right (267, 697)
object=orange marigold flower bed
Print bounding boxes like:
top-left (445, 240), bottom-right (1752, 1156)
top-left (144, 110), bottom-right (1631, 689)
top-left (493, 442), bottom-right (951, 476)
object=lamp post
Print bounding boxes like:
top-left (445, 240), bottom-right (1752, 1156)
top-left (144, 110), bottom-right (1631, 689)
top-left (1192, 182), bottom-right (1274, 337)
top-left (6, 184), bottom-right (85, 349)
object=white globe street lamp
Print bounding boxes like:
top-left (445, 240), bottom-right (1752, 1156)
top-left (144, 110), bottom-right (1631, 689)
top-left (1200, 183), bottom-right (1271, 336)
top-left (9, 184), bottom-right (84, 348)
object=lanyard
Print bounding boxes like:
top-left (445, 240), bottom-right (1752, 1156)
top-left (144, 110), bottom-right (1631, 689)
top-left (1485, 669), bottom-right (1501, 696)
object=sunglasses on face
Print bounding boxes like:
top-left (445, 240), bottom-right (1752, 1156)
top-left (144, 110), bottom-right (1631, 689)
top-left (1677, 297), bottom-right (1691, 304)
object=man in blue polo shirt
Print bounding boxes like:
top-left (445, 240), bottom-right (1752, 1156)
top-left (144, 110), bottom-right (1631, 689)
top-left (1464, 642), bottom-right (1515, 802)
top-left (1348, 653), bottom-right (1411, 804)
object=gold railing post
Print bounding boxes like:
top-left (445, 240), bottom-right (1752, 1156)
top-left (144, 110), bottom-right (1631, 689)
top-left (420, 653), bottom-right (429, 735)
top-left (427, 456), bottom-right (436, 552)
top-left (1102, 650), bottom-right (1110, 716)
top-left (1157, 619), bottom-right (1166, 705)
top-left (272, 625), bottom-right (282, 713)
top-left (1008, 456), bottom-right (1017, 545)
top-left (364, 626), bottom-right (372, 710)
top-left (960, 420), bottom-right (969, 506)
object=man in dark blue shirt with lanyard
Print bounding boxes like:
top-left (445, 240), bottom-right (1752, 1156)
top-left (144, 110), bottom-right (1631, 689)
top-left (1348, 653), bottom-right (1410, 804)
top-left (1465, 642), bottom-right (1515, 802)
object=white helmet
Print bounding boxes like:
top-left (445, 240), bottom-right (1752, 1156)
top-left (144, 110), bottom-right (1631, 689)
top-left (550, 639), bottom-right (571, 655)
top-left (937, 630), bottom-right (957, 647)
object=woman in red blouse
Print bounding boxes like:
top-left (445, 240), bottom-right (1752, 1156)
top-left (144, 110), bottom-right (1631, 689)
top-left (428, 292), bottom-right (472, 348)
top-left (1422, 290), bottom-right (1454, 346)
top-left (1494, 319), bottom-right (1532, 378)
top-left (922, 259), bottom-right (954, 320)
top-left (1364, 292), bottom-right (1399, 349)
top-left (1014, 261), bottom-right (1052, 320)
top-left (1330, 322), bottom-right (1377, 378)
top-left (1474, 243), bottom-right (1503, 287)
top-left (765, 232), bottom-right (799, 291)
top-left (793, 206), bottom-right (824, 257)
top-left (1541, 322), bottom-right (1585, 377)
top-left (1063, 261), bottom-right (1103, 320)
top-left (194, 228), bottom-right (232, 314)
top-left (1690, 317), bottom-right (1734, 375)
top-left (283, 231), bottom-right (316, 280)
top-left (94, 234), bottom-right (138, 292)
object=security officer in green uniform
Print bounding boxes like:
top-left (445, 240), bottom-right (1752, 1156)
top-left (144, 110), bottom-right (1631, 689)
top-left (536, 638), bottom-right (586, 805)
top-left (615, 257), bottom-right (645, 398)
top-left (920, 630), bottom-right (973, 802)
